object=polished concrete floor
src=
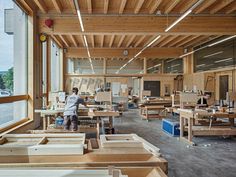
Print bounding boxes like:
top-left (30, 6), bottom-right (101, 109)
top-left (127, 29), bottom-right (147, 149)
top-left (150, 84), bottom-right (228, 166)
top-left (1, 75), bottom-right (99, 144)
top-left (113, 109), bottom-right (236, 177)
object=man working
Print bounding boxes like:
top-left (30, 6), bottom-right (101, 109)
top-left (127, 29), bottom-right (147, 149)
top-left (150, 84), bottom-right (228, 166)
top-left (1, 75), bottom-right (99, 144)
top-left (64, 87), bottom-right (86, 131)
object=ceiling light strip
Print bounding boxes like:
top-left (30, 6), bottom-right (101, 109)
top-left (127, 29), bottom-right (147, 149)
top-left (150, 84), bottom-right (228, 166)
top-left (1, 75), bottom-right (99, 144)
top-left (208, 35), bottom-right (236, 47)
top-left (165, 0), bottom-right (204, 32)
top-left (74, 0), bottom-right (94, 73)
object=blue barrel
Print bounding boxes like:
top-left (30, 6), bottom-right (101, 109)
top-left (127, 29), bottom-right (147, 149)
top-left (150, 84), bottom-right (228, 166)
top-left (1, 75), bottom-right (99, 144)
top-left (55, 116), bottom-right (64, 127)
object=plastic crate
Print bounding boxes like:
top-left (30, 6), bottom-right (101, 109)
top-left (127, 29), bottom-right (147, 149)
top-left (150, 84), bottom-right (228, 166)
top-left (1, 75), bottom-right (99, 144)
top-left (162, 118), bottom-right (180, 137)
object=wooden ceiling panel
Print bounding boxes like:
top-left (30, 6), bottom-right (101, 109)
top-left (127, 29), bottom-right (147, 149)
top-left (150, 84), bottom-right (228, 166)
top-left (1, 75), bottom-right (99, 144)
top-left (159, 35), bottom-right (179, 47)
top-left (175, 35), bottom-right (200, 47)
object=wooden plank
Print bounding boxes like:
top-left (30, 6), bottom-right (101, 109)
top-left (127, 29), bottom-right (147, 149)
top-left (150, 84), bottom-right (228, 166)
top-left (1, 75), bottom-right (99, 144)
top-left (0, 95), bottom-right (28, 104)
top-left (210, 0), bottom-right (234, 14)
top-left (194, 0), bottom-right (217, 14)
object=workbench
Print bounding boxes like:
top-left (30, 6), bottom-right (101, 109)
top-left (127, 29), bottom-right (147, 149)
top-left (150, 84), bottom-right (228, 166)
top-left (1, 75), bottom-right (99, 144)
top-left (35, 109), bottom-right (119, 130)
top-left (178, 108), bottom-right (236, 144)
top-left (140, 105), bottom-right (166, 121)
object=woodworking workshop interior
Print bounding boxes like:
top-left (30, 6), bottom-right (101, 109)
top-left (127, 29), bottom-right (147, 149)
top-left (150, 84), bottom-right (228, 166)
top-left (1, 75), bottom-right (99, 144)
top-left (0, 0), bottom-right (236, 177)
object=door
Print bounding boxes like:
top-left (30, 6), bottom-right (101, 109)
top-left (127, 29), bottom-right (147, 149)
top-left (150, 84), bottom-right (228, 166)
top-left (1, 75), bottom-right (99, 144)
top-left (219, 75), bottom-right (228, 100)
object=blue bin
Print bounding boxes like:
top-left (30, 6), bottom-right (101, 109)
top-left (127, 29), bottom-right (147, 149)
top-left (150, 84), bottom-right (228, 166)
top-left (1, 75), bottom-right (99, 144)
top-left (162, 118), bottom-right (180, 137)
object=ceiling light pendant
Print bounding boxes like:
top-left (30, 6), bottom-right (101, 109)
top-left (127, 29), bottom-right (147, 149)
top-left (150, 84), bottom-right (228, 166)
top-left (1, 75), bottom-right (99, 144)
top-left (74, 0), bottom-right (85, 32)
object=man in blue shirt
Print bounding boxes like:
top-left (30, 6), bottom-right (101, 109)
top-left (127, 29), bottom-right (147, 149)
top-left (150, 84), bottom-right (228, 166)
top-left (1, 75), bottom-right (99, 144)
top-left (64, 87), bottom-right (86, 131)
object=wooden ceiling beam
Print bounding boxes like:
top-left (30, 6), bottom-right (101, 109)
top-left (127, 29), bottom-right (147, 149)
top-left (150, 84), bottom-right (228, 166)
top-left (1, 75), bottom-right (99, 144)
top-left (66, 47), bottom-right (183, 58)
top-left (168, 36), bottom-right (189, 47)
top-left (39, 16), bottom-right (236, 35)
top-left (151, 36), bottom-right (168, 47)
top-left (52, 0), bottom-right (62, 13)
top-left (91, 35), bottom-right (95, 47)
top-left (104, 0), bottom-right (109, 14)
top-left (15, 0), bottom-right (34, 15)
top-left (109, 35), bottom-right (115, 47)
top-left (70, 34), bottom-right (78, 47)
top-left (224, 1), bottom-right (236, 14)
top-left (184, 35), bottom-right (209, 48)
top-left (100, 35), bottom-right (104, 47)
top-left (117, 35), bottom-right (126, 47)
top-left (175, 35), bottom-right (199, 47)
top-left (134, 35), bottom-right (145, 47)
top-left (50, 35), bottom-right (63, 48)
top-left (59, 35), bottom-right (70, 47)
top-left (126, 35), bottom-right (136, 48)
top-left (149, 0), bottom-right (162, 14)
top-left (159, 36), bottom-right (179, 47)
top-left (134, 0), bottom-right (145, 14)
top-left (178, 0), bottom-right (197, 13)
top-left (69, 0), bottom-right (77, 14)
top-left (194, 0), bottom-right (217, 14)
top-left (87, 0), bottom-right (92, 14)
top-left (165, 0), bottom-right (180, 14)
top-left (210, 0), bottom-right (234, 14)
top-left (119, 0), bottom-right (127, 14)
top-left (34, 0), bottom-right (47, 13)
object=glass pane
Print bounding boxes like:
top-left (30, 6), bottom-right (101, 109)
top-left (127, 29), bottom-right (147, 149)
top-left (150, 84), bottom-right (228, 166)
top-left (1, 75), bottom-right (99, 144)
top-left (0, 1), bottom-right (27, 96)
top-left (194, 37), bottom-right (236, 72)
top-left (164, 58), bottom-right (183, 74)
top-left (147, 59), bottom-right (162, 74)
top-left (0, 100), bottom-right (27, 128)
top-left (50, 41), bottom-right (62, 92)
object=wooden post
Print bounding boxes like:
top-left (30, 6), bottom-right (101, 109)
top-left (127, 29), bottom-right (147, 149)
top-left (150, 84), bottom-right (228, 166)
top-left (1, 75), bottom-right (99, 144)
top-left (103, 58), bottom-right (107, 75)
top-left (46, 38), bottom-right (51, 104)
top-left (183, 49), bottom-right (194, 74)
top-left (143, 57), bottom-right (147, 74)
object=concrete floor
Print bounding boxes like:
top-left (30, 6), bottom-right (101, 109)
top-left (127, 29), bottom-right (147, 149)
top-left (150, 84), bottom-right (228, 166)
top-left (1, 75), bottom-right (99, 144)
top-left (113, 109), bottom-right (236, 177)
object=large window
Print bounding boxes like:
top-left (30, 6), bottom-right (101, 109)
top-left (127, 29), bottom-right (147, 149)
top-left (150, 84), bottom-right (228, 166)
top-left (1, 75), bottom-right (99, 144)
top-left (0, 1), bottom-right (28, 128)
top-left (164, 58), bottom-right (183, 74)
top-left (194, 36), bottom-right (236, 72)
top-left (50, 41), bottom-right (63, 92)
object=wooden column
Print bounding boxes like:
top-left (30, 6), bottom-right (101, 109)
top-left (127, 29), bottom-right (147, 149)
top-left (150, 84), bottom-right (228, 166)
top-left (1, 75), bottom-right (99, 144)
top-left (46, 38), bottom-right (51, 103)
top-left (27, 9), bottom-right (42, 128)
top-left (183, 49), bottom-right (194, 74)
top-left (63, 51), bottom-right (67, 91)
top-left (103, 58), bottom-right (107, 74)
top-left (143, 58), bottom-right (147, 74)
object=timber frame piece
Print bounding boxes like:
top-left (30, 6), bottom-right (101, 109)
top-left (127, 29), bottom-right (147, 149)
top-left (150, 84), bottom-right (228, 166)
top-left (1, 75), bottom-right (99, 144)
top-left (100, 134), bottom-right (160, 157)
top-left (0, 133), bottom-right (86, 156)
top-left (0, 167), bottom-right (167, 177)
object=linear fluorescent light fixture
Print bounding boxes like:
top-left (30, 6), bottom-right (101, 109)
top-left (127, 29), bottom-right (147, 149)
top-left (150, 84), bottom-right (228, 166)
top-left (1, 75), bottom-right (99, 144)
top-left (146, 35), bottom-right (161, 47)
top-left (208, 35), bottom-right (236, 47)
top-left (74, 0), bottom-right (85, 32)
top-left (165, 0), bottom-right (203, 32)
top-left (83, 35), bottom-right (88, 47)
top-left (203, 51), bottom-right (223, 58)
top-left (165, 10), bottom-right (192, 32)
top-left (214, 57), bottom-right (233, 63)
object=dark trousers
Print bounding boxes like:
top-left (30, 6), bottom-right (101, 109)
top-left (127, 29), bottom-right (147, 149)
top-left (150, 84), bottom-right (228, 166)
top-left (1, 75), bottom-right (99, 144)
top-left (64, 115), bottom-right (78, 131)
